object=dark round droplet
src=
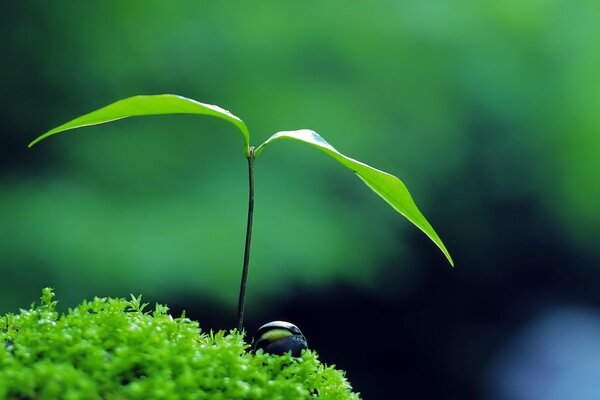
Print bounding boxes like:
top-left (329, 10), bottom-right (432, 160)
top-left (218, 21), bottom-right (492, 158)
top-left (253, 320), bottom-right (308, 356)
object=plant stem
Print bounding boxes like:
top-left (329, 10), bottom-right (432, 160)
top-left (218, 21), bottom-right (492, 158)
top-left (237, 147), bottom-right (255, 332)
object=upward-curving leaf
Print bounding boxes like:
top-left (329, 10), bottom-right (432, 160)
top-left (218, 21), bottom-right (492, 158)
top-left (29, 94), bottom-right (251, 156)
top-left (255, 129), bottom-right (454, 266)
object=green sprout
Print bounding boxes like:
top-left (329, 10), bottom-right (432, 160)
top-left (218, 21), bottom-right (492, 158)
top-left (29, 94), bottom-right (453, 331)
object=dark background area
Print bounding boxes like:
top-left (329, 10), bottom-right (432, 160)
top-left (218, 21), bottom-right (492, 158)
top-left (2, 2), bottom-right (600, 399)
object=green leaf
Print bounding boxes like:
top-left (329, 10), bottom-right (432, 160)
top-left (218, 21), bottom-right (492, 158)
top-left (29, 94), bottom-right (251, 156)
top-left (255, 129), bottom-right (454, 266)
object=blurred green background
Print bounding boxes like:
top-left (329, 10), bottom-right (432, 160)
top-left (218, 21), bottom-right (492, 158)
top-left (2, 1), bottom-right (600, 398)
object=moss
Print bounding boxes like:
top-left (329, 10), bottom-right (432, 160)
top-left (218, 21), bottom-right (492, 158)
top-left (0, 289), bottom-right (359, 399)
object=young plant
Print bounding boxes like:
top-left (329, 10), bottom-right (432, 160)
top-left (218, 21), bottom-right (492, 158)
top-left (29, 94), bottom-right (453, 332)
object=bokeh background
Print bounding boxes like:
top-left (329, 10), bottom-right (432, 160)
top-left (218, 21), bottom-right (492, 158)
top-left (2, 1), bottom-right (600, 398)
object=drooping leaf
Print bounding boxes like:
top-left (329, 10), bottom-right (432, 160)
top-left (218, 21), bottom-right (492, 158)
top-left (255, 129), bottom-right (454, 266)
top-left (29, 94), bottom-right (251, 156)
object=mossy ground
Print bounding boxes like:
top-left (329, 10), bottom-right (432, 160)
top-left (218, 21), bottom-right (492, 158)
top-left (0, 289), bottom-right (359, 399)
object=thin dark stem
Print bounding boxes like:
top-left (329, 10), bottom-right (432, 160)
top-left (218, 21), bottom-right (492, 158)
top-left (237, 147), bottom-right (255, 332)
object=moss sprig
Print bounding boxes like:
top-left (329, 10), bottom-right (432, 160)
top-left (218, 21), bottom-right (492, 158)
top-left (0, 289), bottom-right (359, 400)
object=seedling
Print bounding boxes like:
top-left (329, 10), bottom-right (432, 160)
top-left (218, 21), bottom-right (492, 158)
top-left (29, 94), bottom-right (453, 332)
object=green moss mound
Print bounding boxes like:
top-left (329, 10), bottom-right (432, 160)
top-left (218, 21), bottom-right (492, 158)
top-left (0, 289), bottom-right (359, 399)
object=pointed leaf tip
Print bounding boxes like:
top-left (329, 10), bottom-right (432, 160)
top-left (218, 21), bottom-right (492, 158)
top-left (28, 94), bottom-right (251, 155)
top-left (256, 129), bottom-right (454, 266)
